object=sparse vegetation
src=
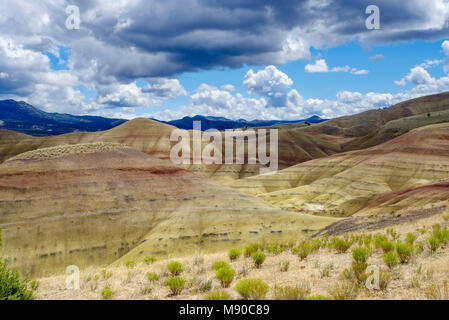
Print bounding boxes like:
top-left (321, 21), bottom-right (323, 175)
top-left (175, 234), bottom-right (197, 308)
top-left (204, 290), bottom-right (230, 300)
top-left (212, 261), bottom-right (230, 271)
top-left (273, 282), bottom-right (310, 300)
top-left (327, 281), bottom-right (359, 300)
top-left (167, 261), bottom-right (183, 276)
top-left (252, 252), bottom-right (266, 268)
top-left (125, 260), bottom-right (136, 268)
top-left (144, 256), bottom-right (157, 264)
top-left (234, 278), bottom-right (269, 300)
top-left (0, 230), bottom-right (34, 300)
top-left (396, 242), bottom-right (414, 263)
top-left (244, 244), bottom-right (260, 258)
top-left (215, 267), bottom-right (235, 288)
top-left (228, 248), bottom-right (241, 261)
top-left (146, 272), bottom-right (159, 282)
top-left (383, 251), bottom-right (400, 269)
top-left (101, 286), bottom-right (114, 300)
top-left (165, 277), bottom-right (187, 295)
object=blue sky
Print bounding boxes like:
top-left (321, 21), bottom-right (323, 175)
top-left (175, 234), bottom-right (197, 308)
top-left (1, 1), bottom-right (449, 121)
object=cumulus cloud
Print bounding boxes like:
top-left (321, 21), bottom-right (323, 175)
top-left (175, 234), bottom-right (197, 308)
top-left (305, 59), bottom-right (369, 75)
top-left (243, 66), bottom-right (296, 107)
top-left (97, 82), bottom-right (162, 108)
top-left (1, 0), bottom-right (449, 119)
top-left (305, 59), bottom-right (329, 72)
top-left (142, 78), bottom-right (188, 99)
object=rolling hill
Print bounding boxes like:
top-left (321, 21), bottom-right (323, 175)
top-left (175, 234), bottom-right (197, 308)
top-left (0, 143), bottom-right (336, 276)
top-left (230, 122), bottom-right (449, 217)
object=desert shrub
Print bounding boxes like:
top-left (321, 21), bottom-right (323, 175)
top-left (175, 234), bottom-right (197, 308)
top-left (443, 214), bottom-right (449, 222)
top-left (165, 276), bottom-right (187, 295)
top-left (427, 237), bottom-right (441, 252)
top-left (396, 243), bottom-right (414, 263)
top-left (228, 248), bottom-right (241, 261)
top-left (0, 230), bottom-right (34, 300)
top-left (125, 260), bottom-right (136, 268)
top-left (333, 238), bottom-right (352, 253)
top-left (252, 252), bottom-right (266, 268)
top-left (405, 232), bottom-right (418, 245)
top-left (309, 239), bottom-right (322, 252)
top-left (234, 278), bottom-right (269, 300)
top-left (266, 243), bottom-right (284, 255)
top-left (144, 256), bottom-right (157, 264)
top-left (373, 234), bottom-right (388, 248)
top-left (432, 226), bottom-right (449, 245)
top-left (352, 247), bottom-right (369, 263)
top-left (205, 290), bottom-right (230, 300)
top-left (212, 261), bottom-right (231, 271)
top-left (380, 240), bottom-right (395, 253)
top-left (279, 260), bottom-right (290, 272)
top-left (294, 241), bottom-right (313, 260)
top-left (383, 251), bottom-right (400, 269)
top-left (273, 282), bottom-right (310, 300)
top-left (306, 295), bottom-right (331, 300)
top-left (327, 281), bottom-right (359, 300)
top-left (146, 272), bottom-right (159, 282)
top-left (167, 261), bottom-right (183, 276)
top-left (101, 286), bottom-right (114, 300)
top-left (0, 261), bottom-right (34, 300)
top-left (378, 269), bottom-right (392, 291)
top-left (244, 243), bottom-right (260, 257)
top-left (351, 261), bottom-right (368, 284)
top-left (215, 267), bottom-right (235, 288)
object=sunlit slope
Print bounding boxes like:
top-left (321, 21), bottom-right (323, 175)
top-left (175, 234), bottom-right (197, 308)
top-left (231, 123), bottom-right (449, 217)
top-left (0, 118), bottom-right (342, 182)
top-left (301, 92), bottom-right (449, 139)
top-left (0, 143), bottom-right (336, 276)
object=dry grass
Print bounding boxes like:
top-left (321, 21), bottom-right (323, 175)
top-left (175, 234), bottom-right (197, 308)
top-left (35, 214), bottom-right (449, 300)
top-left (7, 142), bottom-right (128, 161)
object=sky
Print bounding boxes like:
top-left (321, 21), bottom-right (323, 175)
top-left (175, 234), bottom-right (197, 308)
top-left (1, 0), bottom-right (449, 121)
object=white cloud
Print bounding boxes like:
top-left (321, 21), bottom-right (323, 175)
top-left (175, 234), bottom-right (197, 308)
top-left (305, 59), bottom-right (368, 75)
top-left (442, 40), bottom-right (449, 56)
top-left (305, 59), bottom-right (329, 72)
top-left (221, 84), bottom-right (236, 92)
top-left (243, 66), bottom-right (294, 107)
top-left (142, 78), bottom-right (188, 99)
top-left (97, 82), bottom-right (162, 108)
top-left (406, 66), bottom-right (435, 85)
top-left (394, 78), bottom-right (407, 86)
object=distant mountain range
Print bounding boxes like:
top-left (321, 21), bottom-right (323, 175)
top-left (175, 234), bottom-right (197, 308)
top-left (0, 99), bottom-right (326, 136)
top-left (0, 100), bottom-right (126, 136)
top-left (159, 115), bottom-right (326, 130)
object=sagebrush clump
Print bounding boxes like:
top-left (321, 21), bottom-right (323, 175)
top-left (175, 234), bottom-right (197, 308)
top-left (167, 261), bottom-right (183, 276)
top-left (234, 278), bottom-right (269, 300)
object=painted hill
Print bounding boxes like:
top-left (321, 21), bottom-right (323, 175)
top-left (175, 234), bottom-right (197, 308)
top-left (0, 143), bottom-right (336, 276)
top-left (230, 122), bottom-right (449, 217)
